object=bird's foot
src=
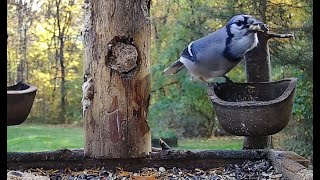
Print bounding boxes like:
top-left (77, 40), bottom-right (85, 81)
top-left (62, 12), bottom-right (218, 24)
top-left (223, 75), bottom-right (233, 84)
top-left (198, 77), bottom-right (209, 84)
top-left (212, 82), bottom-right (218, 89)
top-left (200, 77), bottom-right (215, 88)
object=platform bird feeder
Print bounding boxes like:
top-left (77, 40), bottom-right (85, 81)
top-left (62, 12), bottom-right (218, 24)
top-left (7, 7), bottom-right (312, 179)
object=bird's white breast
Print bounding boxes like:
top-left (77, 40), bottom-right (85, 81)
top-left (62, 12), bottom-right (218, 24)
top-left (180, 56), bottom-right (236, 82)
top-left (229, 33), bottom-right (258, 57)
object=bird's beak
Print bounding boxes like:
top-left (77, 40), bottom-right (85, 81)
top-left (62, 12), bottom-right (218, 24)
top-left (242, 19), bottom-right (268, 32)
top-left (248, 24), bottom-right (264, 32)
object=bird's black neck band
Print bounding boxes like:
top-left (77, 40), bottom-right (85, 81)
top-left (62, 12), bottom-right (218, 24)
top-left (181, 44), bottom-right (197, 62)
top-left (223, 25), bottom-right (243, 62)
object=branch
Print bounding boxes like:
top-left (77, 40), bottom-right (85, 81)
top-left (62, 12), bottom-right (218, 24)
top-left (271, 26), bottom-right (313, 34)
top-left (190, 104), bottom-right (212, 122)
top-left (151, 81), bottom-right (179, 93)
top-left (268, 33), bottom-right (294, 39)
top-left (159, 138), bottom-right (171, 150)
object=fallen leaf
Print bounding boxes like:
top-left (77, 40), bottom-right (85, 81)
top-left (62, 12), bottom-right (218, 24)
top-left (130, 174), bottom-right (156, 180)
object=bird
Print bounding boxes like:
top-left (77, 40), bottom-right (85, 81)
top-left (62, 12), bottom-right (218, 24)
top-left (82, 74), bottom-right (94, 114)
top-left (163, 14), bottom-right (267, 83)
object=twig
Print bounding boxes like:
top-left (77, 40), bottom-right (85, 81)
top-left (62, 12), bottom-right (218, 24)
top-left (151, 147), bottom-right (162, 152)
top-left (151, 81), bottom-right (179, 93)
top-left (268, 33), bottom-right (294, 39)
top-left (159, 138), bottom-right (171, 150)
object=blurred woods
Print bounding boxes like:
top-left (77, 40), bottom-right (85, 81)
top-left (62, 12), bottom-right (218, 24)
top-left (7, 0), bottom-right (83, 124)
top-left (7, 0), bottom-right (312, 159)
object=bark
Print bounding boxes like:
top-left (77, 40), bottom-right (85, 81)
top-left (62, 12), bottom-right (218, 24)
top-left (16, 0), bottom-right (25, 82)
top-left (83, 0), bottom-right (152, 158)
top-left (51, 38), bottom-right (59, 102)
top-left (22, 28), bottom-right (27, 80)
top-left (55, 0), bottom-right (72, 123)
top-left (15, 0), bottom-right (34, 83)
top-left (59, 34), bottom-right (66, 122)
top-left (7, 33), bottom-right (14, 85)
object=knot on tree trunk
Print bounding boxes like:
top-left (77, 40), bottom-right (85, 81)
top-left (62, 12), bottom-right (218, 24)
top-left (108, 42), bottom-right (138, 73)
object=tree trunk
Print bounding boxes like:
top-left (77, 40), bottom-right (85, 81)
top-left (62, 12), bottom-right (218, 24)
top-left (260, 0), bottom-right (267, 23)
top-left (22, 28), bottom-right (27, 81)
top-left (17, 0), bottom-right (25, 82)
top-left (59, 35), bottom-right (66, 123)
top-left (83, 0), bottom-right (152, 158)
top-left (55, 0), bottom-right (67, 123)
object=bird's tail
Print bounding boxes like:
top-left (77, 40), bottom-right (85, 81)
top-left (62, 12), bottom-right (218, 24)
top-left (163, 60), bottom-right (185, 75)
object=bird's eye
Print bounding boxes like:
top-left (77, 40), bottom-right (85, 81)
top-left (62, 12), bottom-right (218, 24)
top-left (235, 21), bottom-right (242, 26)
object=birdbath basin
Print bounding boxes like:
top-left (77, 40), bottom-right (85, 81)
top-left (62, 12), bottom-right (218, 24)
top-left (7, 82), bottom-right (37, 126)
top-left (207, 78), bottom-right (297, 136)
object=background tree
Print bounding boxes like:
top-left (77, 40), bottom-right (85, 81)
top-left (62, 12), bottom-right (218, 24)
top-left (8, 0), bottom-right (38, 83)
top-left (7, 0), bottom-right (83, 124)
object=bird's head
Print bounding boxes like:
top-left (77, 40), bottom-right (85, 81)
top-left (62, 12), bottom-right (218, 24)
top-left (223, 14), bottom-right (268, 61)
top-left (226, 14), bottom-right (268, 37)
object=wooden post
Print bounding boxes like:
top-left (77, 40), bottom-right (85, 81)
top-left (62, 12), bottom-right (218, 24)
top-left (243, 32), bottom-right (293, 149)
top-left (82, 0), bottom-right (152, 158)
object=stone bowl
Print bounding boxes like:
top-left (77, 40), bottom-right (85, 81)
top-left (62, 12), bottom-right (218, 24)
top-left (207, 78), bottom-right (297, 136)
top-left (7, 82), bottom-right (37, 126)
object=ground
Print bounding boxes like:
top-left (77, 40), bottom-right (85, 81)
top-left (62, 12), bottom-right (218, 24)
top-left (7, 124), bottom-right (242, 152)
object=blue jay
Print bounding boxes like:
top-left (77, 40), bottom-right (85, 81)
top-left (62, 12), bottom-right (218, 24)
top-left (163, 14), bottom-right (267, 83)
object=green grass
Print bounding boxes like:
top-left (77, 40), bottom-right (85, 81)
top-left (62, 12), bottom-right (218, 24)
top-left (7, 124), bottom-right (84, 152)
top-left (7, 125), bottom-right (242, 152)
top-left (176, 137), bottom-right (242, 150)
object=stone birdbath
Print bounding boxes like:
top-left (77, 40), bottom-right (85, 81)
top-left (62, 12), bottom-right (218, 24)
top-left (208, 26), bottom-right (296, 149)
top-left (208, 78), bottom-right (297, 136)
top-left (7, 82), bottom-right (37, 126)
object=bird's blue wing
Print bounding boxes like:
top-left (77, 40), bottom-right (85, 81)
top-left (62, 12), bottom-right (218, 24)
top-left (180, 43), bottom-right (197, 62)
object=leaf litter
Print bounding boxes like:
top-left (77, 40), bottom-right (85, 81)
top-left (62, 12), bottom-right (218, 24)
top-left (7, 159), bottom-right (284, 180)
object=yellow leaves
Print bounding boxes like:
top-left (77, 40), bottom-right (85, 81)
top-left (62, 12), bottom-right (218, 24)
top-left (30, 71), bottom-right (52, 95)
top-left (34, 23), bottom-right (48, 35)
top-left (69, 61), bottom-right (80, 67)
top-left (32, 23), bottom-right (55, 44)
top-left (39, 42), bottom-right (50, 50)
top-left (41, 20), bottom-right (55, 33)
top-left (116, 167), bottom-right (131, 177)
top-left (268, 0), bottom-right (289, 4)
top-left (66, 71), bottom-right (77, 80)
top-left (35, 71), bottom-right (51, 82)
top-left (130, 175), bottom-right (156, 180)
top-left (65, 4), bottom-right (80, 12)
